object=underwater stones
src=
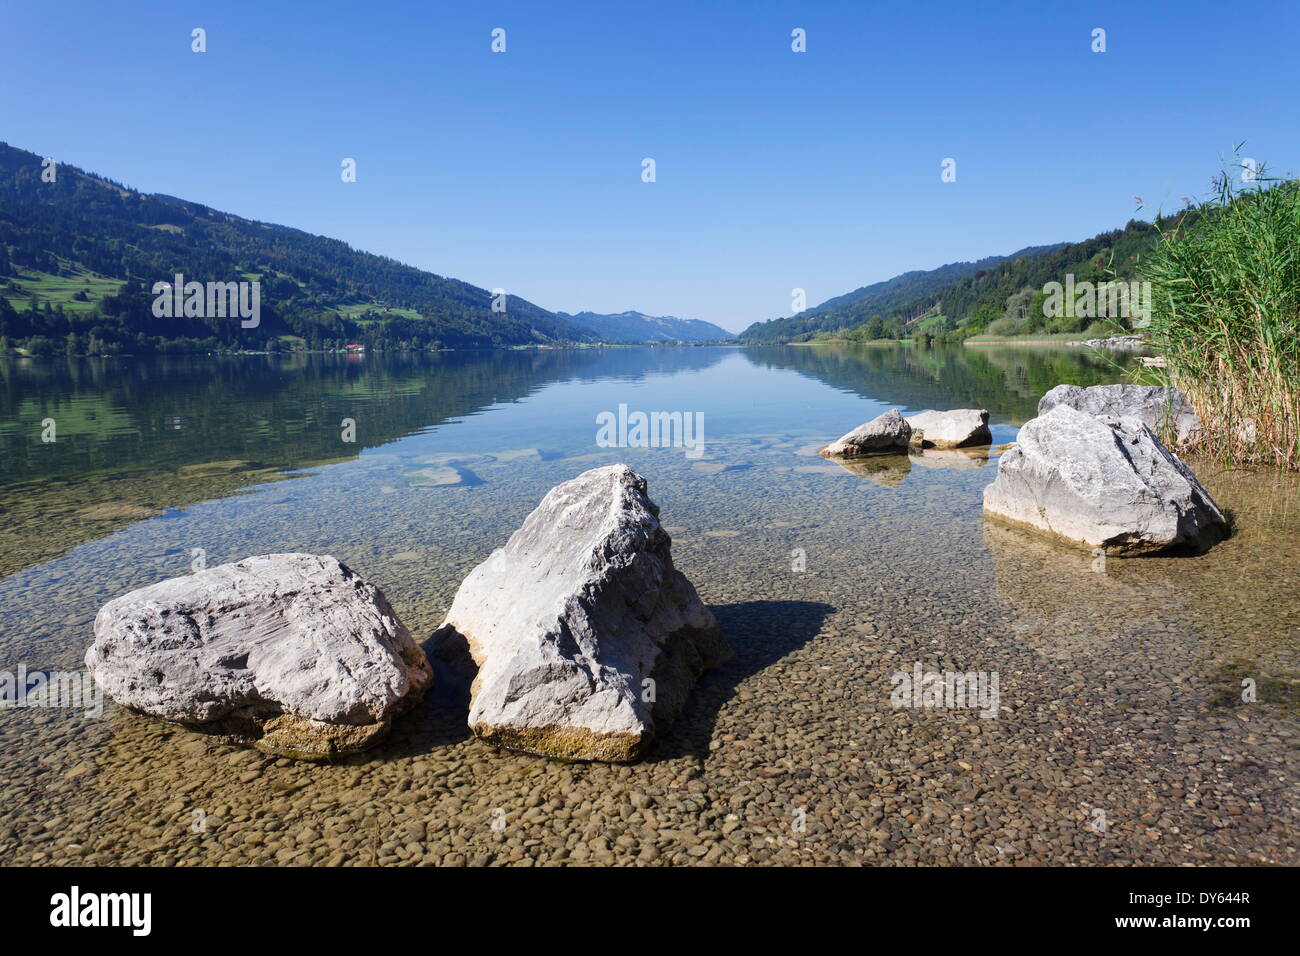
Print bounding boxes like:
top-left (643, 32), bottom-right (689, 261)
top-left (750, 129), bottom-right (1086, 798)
top-left (691, 461), bottom-right (748, 475)
top-left (86, 553), bottom-right (432, 760)
top-left (819, 409), bottom-right (912, 458)
top-left (1038, 384), bottom-right (1201, 446)
top-left (904, 408), bottom-right (992, 448)
top-left (983, 521), bottom-right (1170, 662)
top-left (982, 405), bottom-right (1228, 555)
top-left (432, 464), bottom-right (727, 762)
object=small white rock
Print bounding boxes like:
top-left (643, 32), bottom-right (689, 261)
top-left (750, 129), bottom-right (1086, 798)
top-left (819, 409), bottom-right (912, 458)
top-left (905, 408), bottom-right (991, 448)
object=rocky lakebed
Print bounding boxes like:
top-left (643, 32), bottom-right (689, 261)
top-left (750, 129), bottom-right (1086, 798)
top-left (1, 369), bottom-right (1296, 867)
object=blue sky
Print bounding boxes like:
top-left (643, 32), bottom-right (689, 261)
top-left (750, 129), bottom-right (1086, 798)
top-left (2, 0), bottom-right (1297, 332)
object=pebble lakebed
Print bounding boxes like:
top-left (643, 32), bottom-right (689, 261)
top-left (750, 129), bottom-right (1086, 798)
top-left (0, 433), bottom-right (1296, 866)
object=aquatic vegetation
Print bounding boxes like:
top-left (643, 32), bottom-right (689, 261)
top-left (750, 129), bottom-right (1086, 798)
top-left (1143, 165), bottom-right (1300, 469)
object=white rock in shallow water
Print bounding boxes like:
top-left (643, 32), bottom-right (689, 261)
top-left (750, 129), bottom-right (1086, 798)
top-left (86, 554), bottom-right (432, 759)
top-left (819, 409), bottom-right (911, 458)
top-left (433, 464), bottom-right (727, 762)
top-left (1038, 383), bottom-right (1201, 446)
top-left (982, 405), bottom-right (1228, 555)
top-left (905, 409), bottom-right (991, 448)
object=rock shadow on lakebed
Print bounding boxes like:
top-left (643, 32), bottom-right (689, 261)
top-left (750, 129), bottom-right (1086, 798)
top-left (362, 632), bottom-right (480, 757)
top-left (288, 666), bottom-right (476, 765)
top-left (650, 599), bottom-right (836, 763)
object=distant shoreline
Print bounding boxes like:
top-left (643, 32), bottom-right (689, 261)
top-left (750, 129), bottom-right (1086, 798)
top-left (781, 336), bottom-right (1130, 349)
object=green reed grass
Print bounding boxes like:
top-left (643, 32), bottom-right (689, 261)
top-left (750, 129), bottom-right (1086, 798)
top-left (1142, 164), bottom-right (1300, 469)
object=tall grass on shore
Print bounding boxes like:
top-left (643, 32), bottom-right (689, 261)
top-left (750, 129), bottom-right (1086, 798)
top-left (1143, 166), bottom-right (1299, 470)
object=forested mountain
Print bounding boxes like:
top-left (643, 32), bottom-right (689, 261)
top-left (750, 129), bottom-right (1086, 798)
top-left (0, 142), bottom-right (600, 354)
top-left (558, 309), bottom-right (735, 343)
top-left (739, 218), bottom-right (1172, 343)
top-left (739, 245), bottom-right (1065, 342)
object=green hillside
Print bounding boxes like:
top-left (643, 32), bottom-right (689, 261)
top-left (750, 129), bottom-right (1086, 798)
top-left (0, 142), bottom-right (601, 354)
top-left (738, 245), bottom-right (1065, 342)
top-left (739, 219), bottom-right (1175, 344)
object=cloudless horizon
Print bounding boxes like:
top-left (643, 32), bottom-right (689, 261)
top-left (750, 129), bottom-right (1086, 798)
top-left (2, 0), bottom-right (1297, 332)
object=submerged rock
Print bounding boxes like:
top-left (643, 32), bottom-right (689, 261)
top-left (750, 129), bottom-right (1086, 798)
top-left (86, 554), bottom-right (432, 760)
top-left (433, 464), bottom-right (727, 762)
top-left (905, 408), bottom-right (992, 448)
top-left (831, 453), bottom-right (912, 488)
top-left (177, 460), bottom-right (262, 478)
top-left (819, 409), bottom-right (912, 458)
top-left (908, 448), bottom-right (990, 470)
top-left (982, 405), bottom-right (1228, 555)
top-left (76, 502), bottom-right (163, 522)
top-left (405, 465), bottom-right (474, 487)
top-left (491, 448), bottom-right (564, 463)
top-left (1038, 383), bottom-right (1201, 446)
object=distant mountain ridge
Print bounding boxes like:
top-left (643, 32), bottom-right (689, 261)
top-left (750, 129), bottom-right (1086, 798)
top-left (558, 309), bottom-right (734, 343)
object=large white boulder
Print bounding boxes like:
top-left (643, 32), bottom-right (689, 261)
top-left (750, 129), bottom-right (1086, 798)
top-left (434, 464), bottom-right (727, 762)
top-left (982, 405), bottom-right (1228, 555)
top-left (905, 408), bottom-right (992, 448)
top-left (819, 409), bottom-right (912, 458)
top-left (1039, 383), bottom-right (1201, 446)
top-left (86, 554), bottom-right (432, 759)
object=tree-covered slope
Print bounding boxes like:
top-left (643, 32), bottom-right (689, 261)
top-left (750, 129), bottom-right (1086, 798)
top-left (738, 218), bottom-right (1170, 343)
top-left (0, 141), bottom-right (600, 352)
top-left (738, 244), bottom-right (1065, 342)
